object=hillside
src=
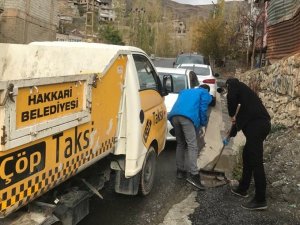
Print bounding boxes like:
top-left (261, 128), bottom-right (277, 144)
top-left (58, 0), bottom-right (247, 34)
top-left (161, 0), bottom-right (213, 20)
top-left (57, 0), bottom-right (248, 52)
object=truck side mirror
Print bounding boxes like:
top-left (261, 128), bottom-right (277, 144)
top-left (161, 75), bottom-right (174, 96)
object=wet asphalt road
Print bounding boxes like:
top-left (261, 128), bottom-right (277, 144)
top-left (78, 142), bottom-right (194, 225)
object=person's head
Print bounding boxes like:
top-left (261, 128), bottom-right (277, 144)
top-left (189, 71), bottom-right (199, 88)
top-left (225, 77), bottom-right (240, 88)
top-left (199, 84), bottom-right (210, 92)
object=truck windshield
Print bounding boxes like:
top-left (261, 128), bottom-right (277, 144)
top-left (133, 54), bottom-right (158, 91)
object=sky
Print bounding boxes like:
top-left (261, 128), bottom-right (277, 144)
top-left (172, 0), bottom-right (244, 5)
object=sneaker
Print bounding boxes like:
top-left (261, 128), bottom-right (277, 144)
top-left (176, 169), bottom-right (187, 179)
top-left (231, 188), bottom-right (249, 198)
top-left (241, 198), bottom-right (267, 210)
top-left (186, 174), bottom-right (206, 190)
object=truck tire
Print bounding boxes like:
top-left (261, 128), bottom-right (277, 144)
top-left (139, 146), bottom-right (157, 196)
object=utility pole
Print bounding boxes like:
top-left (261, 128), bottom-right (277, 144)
top-left (23, 0), bottom-right (31, 43)
top-left (258, 2), bottom-right (265, 67)
top-left (85, 0), bottom-right (94, 40)
top-left (247, 0), bottom-right (253, 68)
top-left (0, 0), bottom-right (4, 14)
top-left (0, 0), bottom-right (4, 41)
top-left (212, 1), bottom-right (216, 19)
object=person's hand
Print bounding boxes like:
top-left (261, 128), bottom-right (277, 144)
top-left (229, 125), bottom-right (238, 137)
top-left (231, 116), bottom-right (236, 124)
top-left (223, 138), bottom-right (230, 146)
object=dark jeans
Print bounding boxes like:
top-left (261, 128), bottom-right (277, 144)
top-left (239, 119), bottom-right (271, 202)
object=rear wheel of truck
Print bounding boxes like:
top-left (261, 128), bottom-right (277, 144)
top-left (139, 146), bottom-right (157, 195)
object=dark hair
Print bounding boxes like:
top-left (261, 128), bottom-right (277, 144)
top-left (200, 84), bottom-right (210, 92)
top-left (225, 78), bottom-right (239, 86)
top-left (189, 71), bottom-right (199, 88)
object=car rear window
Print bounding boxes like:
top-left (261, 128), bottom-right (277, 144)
top-left (178, 66), bottom-right (210, 76)
top-left (176, 55), bottom-right (205, 65)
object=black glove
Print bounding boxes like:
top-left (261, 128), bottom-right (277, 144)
top-left (229, 124), bottom-right (238, 137)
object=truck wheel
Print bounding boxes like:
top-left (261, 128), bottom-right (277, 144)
top-left (139, 146), bottom-right (157, 196)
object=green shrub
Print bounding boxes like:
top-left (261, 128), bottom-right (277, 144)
top-left (270, 123), bottom-right (287, 134)
top-left (232, 145), bottom-right (244, 180)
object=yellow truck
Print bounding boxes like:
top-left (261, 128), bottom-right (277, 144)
top-left (0, 42), bottom-right (172, 224)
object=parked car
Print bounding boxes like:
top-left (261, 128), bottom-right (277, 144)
top-left (173, 53), bottom-right (209, 68)
top-left (156, 67), bottom-right (199, 141)
top-left (177, 63), bottom-right (219, 106)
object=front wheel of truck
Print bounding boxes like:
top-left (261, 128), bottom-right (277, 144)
top-left (139, 146), bottom-right (157, 195)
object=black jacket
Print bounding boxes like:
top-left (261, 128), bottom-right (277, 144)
top-left (226, 78), bottom-right (270, 135)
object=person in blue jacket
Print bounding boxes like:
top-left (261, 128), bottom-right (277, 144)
top-left (168, 84), bottom-right (212, 190)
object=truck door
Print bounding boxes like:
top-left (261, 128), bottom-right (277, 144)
top-left (132, 54), bottom-right (167, 153)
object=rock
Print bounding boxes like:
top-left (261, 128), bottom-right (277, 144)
top-left (282, 186), bottom-right (292, 194)
top-left (272, 180), bottom-right (285, 187)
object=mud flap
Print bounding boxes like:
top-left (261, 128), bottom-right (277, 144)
top-left (115, 170), bottom-right (140, 195)
top-left (53, 190), bottom-right (90, 225)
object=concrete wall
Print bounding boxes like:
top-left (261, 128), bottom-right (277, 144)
top-left (56, 33), bottom-right (82, 42)
top-left (236, 53), bottom-right (300, 129)
top-left (0, 0), bottom-right (58, 43)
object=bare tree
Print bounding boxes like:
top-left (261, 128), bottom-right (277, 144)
top-left (241, 0), bottom-right (265, 69)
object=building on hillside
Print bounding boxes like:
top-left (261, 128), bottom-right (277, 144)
top-left (173, 19), bottom-right (186, 37)
top-left (264, 0), bottom-right (300, 63)
top-left (78, 0), bottom-right (101, 11)
top-left (78, 0), bottom-right (114, 21)
top-left (0, 0), bottom-right (58, 44)
top-left (98, 0), bottom-right (114, 21)
top-left (170, 19), bottom-right (187, 55)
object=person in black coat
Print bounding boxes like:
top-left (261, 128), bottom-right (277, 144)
top-left (225, 78), bottom-right (271, 210)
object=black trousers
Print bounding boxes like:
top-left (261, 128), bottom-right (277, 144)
top-left (239, 119), bottom-right (271, 202)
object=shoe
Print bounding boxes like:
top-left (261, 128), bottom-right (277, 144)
top-left (231, 187), bottom-right (249, 198)
top-left (186, 174), bottom-right (206, 190)
top-left (176, 169), bottom-right (187, 179)
top-left (241, 198), bottom-right (267, 210)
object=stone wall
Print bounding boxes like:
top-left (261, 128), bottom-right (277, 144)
top-left (236, 53), bottom-right (300, 129)
top-left (0, 0), bottom-right (58, 43)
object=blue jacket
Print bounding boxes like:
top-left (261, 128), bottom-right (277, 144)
top-left (168, 87), bottom-right (212, 130)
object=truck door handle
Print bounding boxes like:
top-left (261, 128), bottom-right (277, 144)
top-left (140, 110), bottom-right (144, 124)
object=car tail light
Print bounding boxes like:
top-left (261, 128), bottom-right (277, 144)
top-left (203, 79), bottom-right (216, 84)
